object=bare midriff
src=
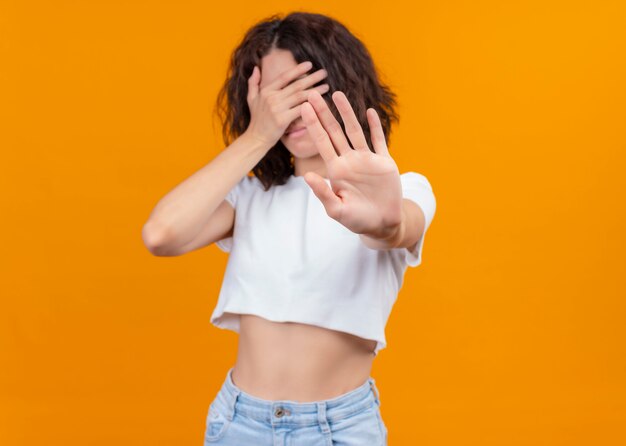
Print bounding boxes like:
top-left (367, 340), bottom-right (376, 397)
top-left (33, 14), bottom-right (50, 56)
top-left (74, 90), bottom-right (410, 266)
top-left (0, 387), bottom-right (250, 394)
top-left (230, 313), bottom-right (377, 402)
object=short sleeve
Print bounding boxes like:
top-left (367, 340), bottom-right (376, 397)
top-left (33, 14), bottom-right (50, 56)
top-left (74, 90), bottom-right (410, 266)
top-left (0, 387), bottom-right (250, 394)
top-left (398, 172), bottom-right (437, 267)
top-left (215, 176), bottom-right (247, 253)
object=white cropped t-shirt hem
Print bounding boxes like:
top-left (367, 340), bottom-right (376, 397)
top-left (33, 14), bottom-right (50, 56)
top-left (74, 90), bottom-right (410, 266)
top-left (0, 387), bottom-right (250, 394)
top-left (211, 172), bottom-right (436, 356)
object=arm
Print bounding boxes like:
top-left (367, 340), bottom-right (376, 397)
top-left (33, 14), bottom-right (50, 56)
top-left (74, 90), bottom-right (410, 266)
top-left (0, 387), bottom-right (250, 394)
top-left (143, 59), bottom-right (328, 256)
top-left (358, 199), bottom-right (425, 251)
top-left (141, 131), bottom-right (270, 256)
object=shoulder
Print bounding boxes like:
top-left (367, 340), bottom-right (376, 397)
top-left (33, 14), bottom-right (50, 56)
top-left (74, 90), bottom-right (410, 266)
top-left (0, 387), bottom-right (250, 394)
top-left (234, 174), bottom-right (265, 192)
top-left (400, 171), bottom-right (430, 186)
top-left (400, 171), bottom-right (433, 189)
top-left (398, 170), bottom-right (437, 225)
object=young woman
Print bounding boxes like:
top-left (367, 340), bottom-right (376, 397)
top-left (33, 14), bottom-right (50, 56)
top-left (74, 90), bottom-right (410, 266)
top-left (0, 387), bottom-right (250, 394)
top-left (142, 11), bottom-right (436, 446)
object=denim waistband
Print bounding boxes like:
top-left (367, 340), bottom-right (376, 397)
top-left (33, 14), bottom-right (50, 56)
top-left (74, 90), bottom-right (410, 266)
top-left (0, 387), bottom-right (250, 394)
top-left (211, 367), bottom-right (382, 429)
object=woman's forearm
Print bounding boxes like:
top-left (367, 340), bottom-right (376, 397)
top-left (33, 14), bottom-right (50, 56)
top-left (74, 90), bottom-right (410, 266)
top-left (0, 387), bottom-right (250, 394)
top-left (142, 130), bottom-right (270, 249)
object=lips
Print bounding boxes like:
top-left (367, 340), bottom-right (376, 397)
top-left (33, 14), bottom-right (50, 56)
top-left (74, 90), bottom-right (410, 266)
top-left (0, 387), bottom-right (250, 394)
top-left (285, 126), bottom-right (306, 135)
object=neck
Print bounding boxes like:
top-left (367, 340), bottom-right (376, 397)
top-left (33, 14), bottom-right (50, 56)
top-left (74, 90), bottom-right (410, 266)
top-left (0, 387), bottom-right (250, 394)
top-left (293, 154), bottom-right (327, 178)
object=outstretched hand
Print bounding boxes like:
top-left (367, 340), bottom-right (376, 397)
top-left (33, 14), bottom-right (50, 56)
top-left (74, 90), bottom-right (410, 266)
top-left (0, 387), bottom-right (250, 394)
top-left (300, 90), bottom-right (403, 240)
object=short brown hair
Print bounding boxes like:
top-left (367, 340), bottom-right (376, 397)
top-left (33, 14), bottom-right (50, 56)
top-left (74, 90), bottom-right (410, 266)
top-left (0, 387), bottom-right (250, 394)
top-left (214, 11), bottom-right (400, 190)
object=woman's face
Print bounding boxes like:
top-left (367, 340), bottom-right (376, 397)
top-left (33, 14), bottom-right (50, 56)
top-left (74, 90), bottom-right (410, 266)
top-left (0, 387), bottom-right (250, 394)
top-left (259, 48), bottom-right (321, 160)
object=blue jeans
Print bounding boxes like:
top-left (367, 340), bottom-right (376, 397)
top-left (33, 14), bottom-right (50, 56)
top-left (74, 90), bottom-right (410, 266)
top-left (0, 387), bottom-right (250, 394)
top-left (204, 367), bottom-right (388, 445)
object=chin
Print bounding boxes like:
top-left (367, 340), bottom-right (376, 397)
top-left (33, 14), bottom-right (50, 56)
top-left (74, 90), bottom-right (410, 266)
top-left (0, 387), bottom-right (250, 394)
top-left (281, 138), bottom-right (318, 158)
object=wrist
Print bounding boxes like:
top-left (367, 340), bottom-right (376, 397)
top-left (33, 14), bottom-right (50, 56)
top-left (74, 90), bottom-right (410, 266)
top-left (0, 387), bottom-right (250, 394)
top-left (380, 218), bottom-right (405, 248)
top-left (360, 211), bottom-right (406, 250)
top-left (242, 129), bottom-right (275, 153)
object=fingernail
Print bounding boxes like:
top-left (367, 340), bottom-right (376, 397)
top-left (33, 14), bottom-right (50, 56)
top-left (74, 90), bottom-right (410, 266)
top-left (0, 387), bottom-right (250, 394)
top-left (303, 61), bottom-right (313, 69)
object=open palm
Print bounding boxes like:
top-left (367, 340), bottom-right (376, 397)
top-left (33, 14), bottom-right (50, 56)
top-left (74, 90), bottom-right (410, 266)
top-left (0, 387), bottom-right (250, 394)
top-left (300, 90), bottom-right (403, 238)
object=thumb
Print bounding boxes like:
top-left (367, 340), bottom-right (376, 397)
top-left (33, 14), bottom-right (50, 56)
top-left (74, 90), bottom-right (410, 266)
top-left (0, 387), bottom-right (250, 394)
top-left (247, 65), bottom-right (260, 103)
top-left (303, 172), bottom-right (343, 219)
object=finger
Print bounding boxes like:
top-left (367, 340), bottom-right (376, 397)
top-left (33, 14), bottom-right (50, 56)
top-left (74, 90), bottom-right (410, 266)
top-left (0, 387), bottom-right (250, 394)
top-left (314, 83), bottom-right (331, 96)
top-left (330, 91), bottom-right (369, 152)
top-left (283, 83), bottom-right (330, 109)
top-left (306, 89), bottom-right (353, 156)
top-left (303, 171), bottom-right (343, 219)
top-left (266, 61), bottom-right (313, 92)
top-left (283, 103), bottom-right (306, 127)
top-left (301, 101), bottom-right (339, 163)
top-left (366, 108), bottom-right (390, 157)
top-left (281, 84), bottom-right (330, 132)
top-left (247, 65), bottom-right (260, 103)
top-left (278, 68), bottom-right (328, 99)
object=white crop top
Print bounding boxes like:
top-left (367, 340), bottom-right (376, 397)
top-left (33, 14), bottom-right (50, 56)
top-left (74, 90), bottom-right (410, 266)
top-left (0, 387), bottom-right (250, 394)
top-left (210, 172), bottom-right (436, 355)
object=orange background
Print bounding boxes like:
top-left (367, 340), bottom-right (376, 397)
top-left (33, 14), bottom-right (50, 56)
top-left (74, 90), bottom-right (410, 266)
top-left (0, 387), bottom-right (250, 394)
top-left (2, 1), bottom-right (625, 445)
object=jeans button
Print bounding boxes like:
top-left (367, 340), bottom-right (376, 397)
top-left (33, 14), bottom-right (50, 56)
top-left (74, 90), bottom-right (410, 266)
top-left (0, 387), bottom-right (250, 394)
top-left (274, 407), bottom-right (284, 417)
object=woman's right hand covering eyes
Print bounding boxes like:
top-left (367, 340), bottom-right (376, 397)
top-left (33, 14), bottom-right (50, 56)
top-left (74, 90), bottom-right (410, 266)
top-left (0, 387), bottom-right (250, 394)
top-left (245, 61), bottom-right (330, 147)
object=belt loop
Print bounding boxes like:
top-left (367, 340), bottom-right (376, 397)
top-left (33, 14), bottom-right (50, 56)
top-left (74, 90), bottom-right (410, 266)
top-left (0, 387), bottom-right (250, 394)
top-left (369, 378), bottom-right (381, 407)
top-left (225, 368), bottom-right (241, 422)
top-left (225, 387), bottom-right (240, 421)
top-left (316, 402), bottom-right (330, 434)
